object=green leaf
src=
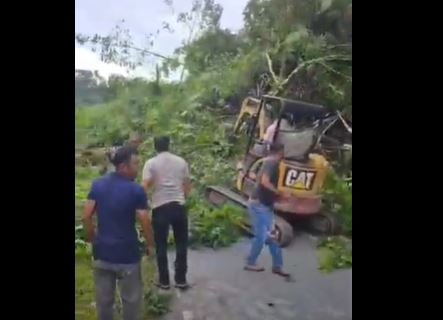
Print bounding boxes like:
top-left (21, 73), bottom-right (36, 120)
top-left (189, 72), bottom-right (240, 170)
top-left (284, 28), bottom-right (308, 47)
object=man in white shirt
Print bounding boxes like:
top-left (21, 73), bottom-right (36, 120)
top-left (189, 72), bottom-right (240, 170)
top-left (263, 119), bottom-right (277, 144)
top-left (141, 136), bottom-right (192, 290)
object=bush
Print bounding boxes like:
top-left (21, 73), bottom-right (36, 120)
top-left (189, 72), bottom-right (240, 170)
top-left (188, 202), bottom-right (246, 248)
top-left (323, 171), bottom-right (352, 235)
top-left (317, 236), bottom-right (352, 273)
top-left (143, 289), bottom-right (172, 316)
top-left (75, 166), bottom-right (99, 203)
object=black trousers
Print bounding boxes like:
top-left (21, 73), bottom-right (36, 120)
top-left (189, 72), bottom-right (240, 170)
top-left (152, 202), bottom-right (188, 285)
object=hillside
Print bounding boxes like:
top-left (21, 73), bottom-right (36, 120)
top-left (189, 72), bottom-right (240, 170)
top-left (75, 69), bottom-right (127, 106)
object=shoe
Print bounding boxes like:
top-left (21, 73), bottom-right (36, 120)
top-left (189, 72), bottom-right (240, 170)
top-left (175, 283), bottom-right (192, 290)
top-left (155, 282), bottom-right (171, 290)
top-left (244, 265), bottom-right (265, 272)
top-left (272, 268), bottom-right (290, 278)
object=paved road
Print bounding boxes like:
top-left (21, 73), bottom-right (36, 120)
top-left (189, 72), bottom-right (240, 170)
top-left (161, 233), bottom-right (352, 320)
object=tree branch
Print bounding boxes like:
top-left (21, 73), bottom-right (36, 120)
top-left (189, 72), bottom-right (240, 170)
top-left (317, 62), bottom-right (352, 81)
top-left (337, 111), bottom-right (352, 134)
top-left (76, 35), bottom-right (180, 64)
top-left (265, 52), bottom-right (279, 85)
top-left (280, 55), bottom-right (351, 89)
top-left (125, 44), bottom-right (178, 62)
top-left (265, 54), bottom-right (351, 95)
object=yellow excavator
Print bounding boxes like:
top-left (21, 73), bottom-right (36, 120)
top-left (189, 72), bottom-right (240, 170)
top-left (232, 96), bottom-right (273, 139)
top-left (206, 95), bottom-right (340, 247)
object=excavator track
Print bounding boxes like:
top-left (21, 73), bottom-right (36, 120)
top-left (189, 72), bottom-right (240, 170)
top-left (205, 185), bottom-right (249, 208)
top-left (205, 185), bottom-right (294, 247)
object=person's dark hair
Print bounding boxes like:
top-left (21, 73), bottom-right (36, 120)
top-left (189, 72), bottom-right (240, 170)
top-left (112, 146), bottom-right (138, 168)
top-left (269, 143), bottom-right (284, 154)
top-left (154, 136), bottom-right (170, 152)
top-left (281, 113), bottom-right (290, 121)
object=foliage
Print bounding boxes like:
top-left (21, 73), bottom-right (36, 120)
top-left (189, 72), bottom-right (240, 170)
top-left (75, 70), bottom-right (115, 106)
top-left (75, 225), bottom-right (87, 249)
top-left (143, 289), bottom-right (172, 316)
top-left (244, 0), bottom-right (317, 47)
top-left (184, 47), bottom-right (266, 109)
top-left (317, 236), bottom-right (352, 273)
top-left (243, 0), bottom-right (352, 115)
top-left (75, 182), bottom-right (89, 203)
top-left (135, 198), bottom-right (246, 250)
top-left (75, 254), bottom-right (96, 320)
top-left (174, 0), bottom-right (223, 35)
top-left (75, 86), bottom-right (152, 147)
top-left (75, 166), bottom-right (99, 202)
top-left (76, 20), bottom-right (165, 70)
top-left (323, 171), bottom-right (352, 235)
top-left (244, 0), bottom-right (351, 47)
top-left (187, 200), bottom-right (247, 248)
top-left (183, 28), bottom-right (242, 76)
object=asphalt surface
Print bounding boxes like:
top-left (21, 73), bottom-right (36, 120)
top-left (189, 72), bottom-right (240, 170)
top-left (161, 233), bottom-right (352, 320)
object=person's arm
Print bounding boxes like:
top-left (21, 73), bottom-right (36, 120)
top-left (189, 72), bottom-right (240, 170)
top-left (183, 162), bottom-right (191, 198)
top-left (141, 179), bottom-right (154, 194)
top-left (260, 161), bottom-right (289, 198)
top-left (83, 183), bottom-right (97, 242)
top-left (137, 209), bottom-right (155, 255)
top-left (261, 172), bottom-right (280, 195)
top-left (135, 188), bottom-right (155, 255)
top-left (141, 160), bottom-right (155, 194)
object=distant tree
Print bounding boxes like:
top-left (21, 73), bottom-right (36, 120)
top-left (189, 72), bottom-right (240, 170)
top-left (183, 28), bottom-right (242, 76)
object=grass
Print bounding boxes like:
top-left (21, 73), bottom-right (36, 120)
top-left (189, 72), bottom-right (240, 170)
top-left (75, 203), bottom-right (83, 224)
top-left (316, 236), bottom-right (352, 273)
top-left (75, 247), bottom-right (172, 320)
top-left (75, 166), bottom-right (100, 204)
top-left (75, 165), bottom-right (100, 223)
top-left (75, 252), bottom-right (96, 320)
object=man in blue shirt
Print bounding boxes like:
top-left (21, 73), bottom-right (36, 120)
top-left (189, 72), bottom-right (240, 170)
top-left (83, 147), bottom-right (154, 320)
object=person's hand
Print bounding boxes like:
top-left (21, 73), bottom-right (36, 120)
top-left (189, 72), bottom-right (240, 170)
top-left (145, 245), bottom-right (156, 258)
top-left (85, 230), bottom-right (95, 243)
top-left (268, 229), bottom-right (278, 240)
top-left (279, 190), bottom-right (292, 199)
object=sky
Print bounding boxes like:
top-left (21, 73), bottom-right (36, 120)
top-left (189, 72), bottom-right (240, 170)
top-left (75, 0), bottom-right (249, 80)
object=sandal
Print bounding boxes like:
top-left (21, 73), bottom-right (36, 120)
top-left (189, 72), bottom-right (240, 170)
top-left (272, 268), bottom-right (291, 278)
top-left (244, 265), bottom-right (265, 272)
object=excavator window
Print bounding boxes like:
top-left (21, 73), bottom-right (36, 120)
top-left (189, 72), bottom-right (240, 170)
top-left (247, 159), bottom-right (265, 180)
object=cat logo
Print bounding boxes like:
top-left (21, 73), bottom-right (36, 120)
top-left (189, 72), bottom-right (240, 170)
top-left (283, 168), bottom-right (316, 191)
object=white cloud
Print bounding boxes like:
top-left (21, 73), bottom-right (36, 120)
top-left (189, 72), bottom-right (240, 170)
top-left (75, 46), bottom-right (183, 82)
top-left (75, 47), bottom-right (128, 80)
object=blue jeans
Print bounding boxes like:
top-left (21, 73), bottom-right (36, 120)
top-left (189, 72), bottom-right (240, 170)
top-left (246, 202), bottom-right (283, 268)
